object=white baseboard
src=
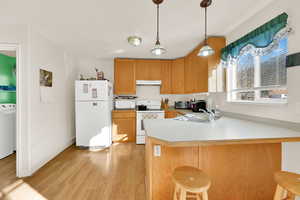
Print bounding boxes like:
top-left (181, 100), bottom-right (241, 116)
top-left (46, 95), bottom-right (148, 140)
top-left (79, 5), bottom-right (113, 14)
top-left (29, 137), bottom-right (75, 175)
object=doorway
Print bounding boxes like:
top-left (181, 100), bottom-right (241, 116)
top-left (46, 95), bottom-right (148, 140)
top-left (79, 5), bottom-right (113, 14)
top-left (0, 45), bottom-right (20, 189)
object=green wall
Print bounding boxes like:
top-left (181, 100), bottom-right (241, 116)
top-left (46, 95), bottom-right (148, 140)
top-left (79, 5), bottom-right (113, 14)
top-left (0, 53), bottom-right (16, 104)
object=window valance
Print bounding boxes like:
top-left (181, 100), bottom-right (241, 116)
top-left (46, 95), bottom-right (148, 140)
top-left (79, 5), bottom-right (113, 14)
top-left (221, 12), bottom-right (288, 61)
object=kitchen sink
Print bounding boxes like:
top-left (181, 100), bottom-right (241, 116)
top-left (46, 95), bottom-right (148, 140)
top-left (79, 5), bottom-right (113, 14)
top-left (172, 113), bottom-right (222, 123)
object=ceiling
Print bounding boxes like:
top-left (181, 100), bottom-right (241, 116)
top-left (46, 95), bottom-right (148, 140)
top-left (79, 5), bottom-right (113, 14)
top-left (0, 0), bottom-right (275, 60)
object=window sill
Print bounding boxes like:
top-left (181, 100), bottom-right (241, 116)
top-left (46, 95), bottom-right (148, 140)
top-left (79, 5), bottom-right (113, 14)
top-left (226, 100), bottom-right (288, 106)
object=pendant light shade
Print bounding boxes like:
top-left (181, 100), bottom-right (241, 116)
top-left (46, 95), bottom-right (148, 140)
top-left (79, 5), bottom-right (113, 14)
top-left (151, 0), bottom-right (167, 56)
top-left (198, 0), bottom-right (214, 57)
top-left (198, 45), bottom-right (215, 57)
top-left (151, 41), bottom-right (167, 56)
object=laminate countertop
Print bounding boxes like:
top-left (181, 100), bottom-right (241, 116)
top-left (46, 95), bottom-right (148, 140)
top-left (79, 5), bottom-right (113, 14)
top-left (143, 114), bottom-right (300, 147)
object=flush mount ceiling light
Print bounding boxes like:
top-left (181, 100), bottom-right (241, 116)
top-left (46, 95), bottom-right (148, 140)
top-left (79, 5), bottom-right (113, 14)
top-left (198, 0), bottom-right (215, 57)
top-left (151, 0), bottom-right (167, 56)
top-left (127, 36), bottom-right (142, 46)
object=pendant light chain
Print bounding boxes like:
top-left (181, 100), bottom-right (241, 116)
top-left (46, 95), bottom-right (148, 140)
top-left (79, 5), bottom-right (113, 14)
top-left (151, 0), bottom-right (166, 55)
top-left (204, 7), bottom-right (207, 44)
top-left (156, 4), bottom-right (160, 43)
top-left (198, 0), bottom-right (215, 57)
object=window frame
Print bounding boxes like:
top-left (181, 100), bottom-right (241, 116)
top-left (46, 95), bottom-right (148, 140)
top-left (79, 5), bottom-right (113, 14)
top-left (226, 37), bottom-right (288, 104)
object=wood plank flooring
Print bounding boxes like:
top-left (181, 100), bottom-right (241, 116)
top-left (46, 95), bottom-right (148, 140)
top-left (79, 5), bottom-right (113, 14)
top-left (0, 143), bottom-right (146, 200)
top-left (0, 153), bottom-right (18, 190)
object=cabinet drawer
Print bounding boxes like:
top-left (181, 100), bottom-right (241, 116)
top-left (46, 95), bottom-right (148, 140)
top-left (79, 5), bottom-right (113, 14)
top-left (165, 111), bottom-right (179, 119)
top-left (112, 110), bottom-right (136, 119)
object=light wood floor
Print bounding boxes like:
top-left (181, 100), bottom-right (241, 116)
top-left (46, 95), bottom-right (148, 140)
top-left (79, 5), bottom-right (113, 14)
top-left (0, 143), bottom-right (146, 200)
top-left (0, 153), bottom-right (18, 189)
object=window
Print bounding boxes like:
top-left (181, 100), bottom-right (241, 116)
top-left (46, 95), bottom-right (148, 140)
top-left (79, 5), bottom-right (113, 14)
top-left (227, 37), bottom-right (288, 103)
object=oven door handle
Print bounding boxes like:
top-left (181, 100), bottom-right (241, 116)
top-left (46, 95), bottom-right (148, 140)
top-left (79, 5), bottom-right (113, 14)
top-left (141, 119), bottom-right (145, 131)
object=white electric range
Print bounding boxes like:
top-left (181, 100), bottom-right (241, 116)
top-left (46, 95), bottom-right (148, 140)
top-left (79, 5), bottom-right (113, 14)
top-left (136, 100), bottom-right (165, 144)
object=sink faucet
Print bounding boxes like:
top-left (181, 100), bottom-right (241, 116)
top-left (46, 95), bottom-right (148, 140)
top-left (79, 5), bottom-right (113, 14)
top-left (198, 108), bottom-right (215, 122)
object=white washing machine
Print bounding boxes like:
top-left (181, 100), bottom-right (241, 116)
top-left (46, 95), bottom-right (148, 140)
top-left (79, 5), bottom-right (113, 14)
top-left (0, 104), bottom-right (16, 159)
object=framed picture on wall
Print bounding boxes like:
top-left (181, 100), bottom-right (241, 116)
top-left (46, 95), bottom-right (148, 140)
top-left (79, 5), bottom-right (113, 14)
top-left (40, 69), bottom-right (53, 87)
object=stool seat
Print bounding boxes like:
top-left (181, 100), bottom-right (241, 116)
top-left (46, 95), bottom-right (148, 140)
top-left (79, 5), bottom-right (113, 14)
top-left (274, 171), bottom-right (300, 196)
top-left (172, 166), bottom-right (211, 194)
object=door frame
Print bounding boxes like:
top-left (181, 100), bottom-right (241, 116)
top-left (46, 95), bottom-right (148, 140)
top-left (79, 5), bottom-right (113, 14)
top-left (0, 43), bottom-right (24, 177)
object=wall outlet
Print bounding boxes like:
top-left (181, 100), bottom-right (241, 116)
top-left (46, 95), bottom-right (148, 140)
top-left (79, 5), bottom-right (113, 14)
top-left (154, 145), bottom-right (161, 157)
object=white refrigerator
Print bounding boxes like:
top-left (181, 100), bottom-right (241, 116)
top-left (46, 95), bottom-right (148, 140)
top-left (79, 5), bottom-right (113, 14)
top-left (75, 80), bottom-right (113, 149)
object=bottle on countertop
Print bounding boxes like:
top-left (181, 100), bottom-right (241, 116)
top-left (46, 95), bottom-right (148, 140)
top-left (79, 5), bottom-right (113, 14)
top-left (95, 68), bottom-right (104, 80)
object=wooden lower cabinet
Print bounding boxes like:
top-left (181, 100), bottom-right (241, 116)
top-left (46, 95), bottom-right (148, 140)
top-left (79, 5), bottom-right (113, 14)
top-left (112, 110), bottom-right (136, 143)
top-left (146, 137), bottom-right (281, 200)
top-left (165, 110), bottom-right (180, 119)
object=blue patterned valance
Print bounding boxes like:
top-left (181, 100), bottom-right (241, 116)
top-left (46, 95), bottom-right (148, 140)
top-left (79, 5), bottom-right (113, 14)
top-left (221, 13), bottom-right (288, 61)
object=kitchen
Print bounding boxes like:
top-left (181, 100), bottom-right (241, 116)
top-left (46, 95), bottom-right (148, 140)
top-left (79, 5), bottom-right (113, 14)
top-left (74, 2), bottom-right (300, 199)
top-left (1, 0), bottom-right (300, 199)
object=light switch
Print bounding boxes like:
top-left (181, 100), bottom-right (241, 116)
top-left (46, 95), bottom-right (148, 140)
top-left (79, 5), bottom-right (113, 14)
top-left (154, 145), bottom-right (161, 157)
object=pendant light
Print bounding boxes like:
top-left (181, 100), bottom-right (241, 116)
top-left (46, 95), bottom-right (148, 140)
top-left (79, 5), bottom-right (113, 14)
top-left (198, 0), bottom-right (215, 57)
top-left (151, 0), bottom-right (167, 56)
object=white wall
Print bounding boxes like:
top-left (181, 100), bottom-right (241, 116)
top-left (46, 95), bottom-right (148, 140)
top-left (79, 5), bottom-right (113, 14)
top-left (0, 25), bottom-right (30, 177)
top-left (77, 58), bottom-right (114, 82)
top-left (0, 26), bottom-right (79, 176)
top-left (28, 28), bottom-right (79, 173)
top-left (135, 85), bottom-right (208, 105)
top-left (215, 0), bottom-right (300, 190)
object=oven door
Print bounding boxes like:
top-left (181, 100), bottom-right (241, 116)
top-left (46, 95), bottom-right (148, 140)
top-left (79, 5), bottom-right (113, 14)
top-left (136, 112), bottom-right (165, 144)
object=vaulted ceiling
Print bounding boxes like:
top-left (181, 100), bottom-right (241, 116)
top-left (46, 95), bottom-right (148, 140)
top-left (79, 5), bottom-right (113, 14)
top-left (0, 0), bottom-right (275, 59)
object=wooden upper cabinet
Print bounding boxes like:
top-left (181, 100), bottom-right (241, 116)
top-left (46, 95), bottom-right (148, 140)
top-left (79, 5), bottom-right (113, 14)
top-left (160, 60), bottom-right (172, 94)
top-left (114, 59), bottom-right (136, 95)
top-left (184, 45), bottom-right (208, 93)
top-left (172, 58), bottom-right (185, 94)
top-left (207, 37), bottom-right (226, 73)
top-left (184, 52), bottom-right (196, 94)
top-left (113, 37), bottom-right (225, 95)
top-left (207, 37), bottom-right (226, 92)
top-left (136, 60), bottom-right (161, 80)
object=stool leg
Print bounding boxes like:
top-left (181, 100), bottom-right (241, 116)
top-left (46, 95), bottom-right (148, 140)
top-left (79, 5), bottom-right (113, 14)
top-left (173, 185), bottom-right (179, 200)
top-left (288, 192), bottom-right (296, 200)
top-left (180, 189), bottom-right (186, 200)
top-left (201, 191), bottom-right (208, 200)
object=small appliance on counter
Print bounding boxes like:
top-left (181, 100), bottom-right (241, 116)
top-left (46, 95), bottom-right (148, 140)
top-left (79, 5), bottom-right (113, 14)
top-left (174, 101), bottom-right (190, 109)
top-left (114, 96), bottom-right (137, 110)
top-left (137, 105), bottom-right (147, 111)
top-left (191, 100), bottom-right (207, 112)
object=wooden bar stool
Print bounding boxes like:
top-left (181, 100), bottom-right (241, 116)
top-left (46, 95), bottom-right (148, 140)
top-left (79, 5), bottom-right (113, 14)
top-left (172, 166), bottom-right (211, 200)
top-left (274, 171), bottom-right (300, 200)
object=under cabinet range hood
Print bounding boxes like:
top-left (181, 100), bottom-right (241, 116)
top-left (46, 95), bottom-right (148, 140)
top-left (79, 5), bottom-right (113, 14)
top-left (136, 80), bottom-right (162, 86)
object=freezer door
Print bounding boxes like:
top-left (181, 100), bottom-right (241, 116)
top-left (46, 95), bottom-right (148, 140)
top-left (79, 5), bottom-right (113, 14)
top-left (75, 101), bottom-right (112, 148)
top-left (75, 80), bottom-right (112, 101)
